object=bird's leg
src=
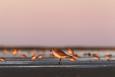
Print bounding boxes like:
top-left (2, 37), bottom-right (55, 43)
top-left (59, 58), bottom-right (62, 65)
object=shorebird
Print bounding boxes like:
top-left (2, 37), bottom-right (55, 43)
top-left (92, 53), bottom-right (100, 61)
top-left (66, 48), bottom-right (75, 56)
top-left (31, 54), bottom-right (43, 61)
top-left (0, 57), bottom-right (6, 62)
top-left (20, 54), bottom-right (28, 58)
top-left (66, 48), bottom-right (80, 60)
top-left (12, 49), bottom-right (18, 56)
top-left (83, 52), bottom-right (92, 57)
top-left (50, 48), bottom-right (77, 64)
top-left (3, 49), bottom-right (9, 54)
top-left (105, 53), bottom-right (112, 61)
top-left (31, 50), bottom-right (44, 61)
top-left (50, 48), bottom-right (69, 64)
top-left (31, 54), bottom-right (38, 61)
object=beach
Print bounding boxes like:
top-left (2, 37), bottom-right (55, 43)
top-left (0, 65), bottom-right (114, 77)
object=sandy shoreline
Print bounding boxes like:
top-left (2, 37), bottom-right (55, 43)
top-left (0, 66), bottom-right (114, 77)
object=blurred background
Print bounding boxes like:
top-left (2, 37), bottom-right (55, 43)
top-left (0, 0), bottom-right (115, 47)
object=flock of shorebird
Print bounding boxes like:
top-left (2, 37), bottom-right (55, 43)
top-left (50, 48), bottom-right (112, 64)
top-left (0, 48), bottom-right (113, 64)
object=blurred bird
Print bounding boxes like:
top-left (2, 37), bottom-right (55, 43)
top-left (0, 57), bottom-right (6, 62)
top-left (83, 52), bottom-right (92, 57)
top-left (66, 48), bottom-right (80, 60)
top-left (105, 53), bottom-right (112, 61)
top-left (12, 49), bottom-right (18, 56)
top-left (92, 53), bottom-right (100, 61)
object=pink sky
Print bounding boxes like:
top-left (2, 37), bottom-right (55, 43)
top-left (0, 0), bottom-right (115, 46)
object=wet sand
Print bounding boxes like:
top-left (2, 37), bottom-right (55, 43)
top-left (0, 65), bottom-right (115, 77)
top-left (0, 58), bottom-right (115, 77)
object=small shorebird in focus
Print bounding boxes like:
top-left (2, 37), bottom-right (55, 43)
top-left (50, 48), bottom-right (77, 64)
top-left (50, 48), bottom-right (68, 64)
